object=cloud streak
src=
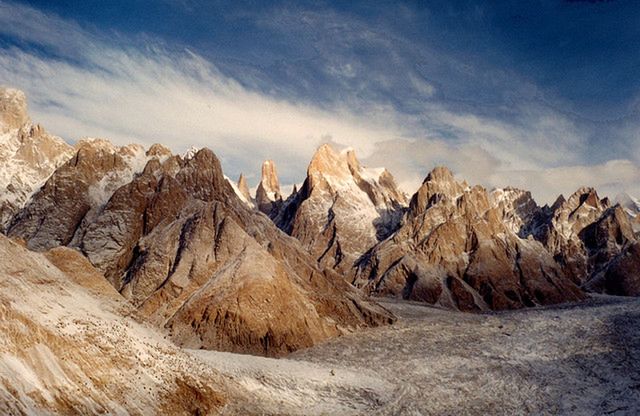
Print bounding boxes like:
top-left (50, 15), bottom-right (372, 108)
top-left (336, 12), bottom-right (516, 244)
top-left (0, 1), bottom-right (638, 205)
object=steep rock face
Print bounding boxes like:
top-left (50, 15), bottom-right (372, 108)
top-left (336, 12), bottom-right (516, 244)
top-left (11, 143), bottom-right (394, 356)
top-left (355, 167), bottom-right (584, 311)
top-left (0, 88), bottom-right (74, 228)
top-left (273, 144), bottom-right (408, 276)
top-left (577, 205), bottom-right (638, 293)
top-left (237, 173), bottom-right (253, 203)
top-left (7, 139), bottom-right (166, 251)
top-left (255, 160), bottom-right (282, 214)
top-left (0, 87), bottom-right (29, 131)
top-left (595, 241), bottom-right (640, 296)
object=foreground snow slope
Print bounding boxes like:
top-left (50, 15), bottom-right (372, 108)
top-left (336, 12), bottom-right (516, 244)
top-left (0, 235), bottom-right (233, 415)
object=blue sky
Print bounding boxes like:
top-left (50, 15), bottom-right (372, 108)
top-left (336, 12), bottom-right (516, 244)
top-left (1, 0), bottom-right (640, 202)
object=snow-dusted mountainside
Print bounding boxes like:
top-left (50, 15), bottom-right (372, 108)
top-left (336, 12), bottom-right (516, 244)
top-left (614, 191), bottom-right (640, 232)
top-left (0, 88), bottom-right (74, 228)
top-left (0, 233), bottom-right (392, 415)
top-left (490, 187), bottom-right (542, 236)
top-left (614, 192), bottom-right (640, 217)
top-left (271, 144), bottom-right (408, 276)
top-left (523, 188), bottom-right (637, 291)
top-left (6, 139), bottom-right (172, 251)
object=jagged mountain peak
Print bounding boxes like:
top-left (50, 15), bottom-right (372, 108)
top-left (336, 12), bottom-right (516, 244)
top-left (260, 159), bottom-right (281, 191)
top-left (490, 187), bottom-right (542, 236)
top-left (146, 143), bottom-right (172, 159)
top-left (6, 135), bottom-right (393, 355)
top-left (614, 192), bottom-right (640, 215)
top-left (410, 166), bottom-right (467, 214)
top-left (306, 144), bottom-right (406, 204)
top-left (0, 89), bottom-right (74, 228)
top-left (424, 165), bottom-right (456, 183)
top-left (256, 159), bottom-right (282, 214)
top-left (237, 173), bottom-right (252, 201)
top-left (307, 143), bottom-right (354, 183)
top-left (565, 186), bottom-right (603, 209)
top-left (357, 167), bottom-right (584, 311)
top-left (270, 143), bottom-right (408, 276)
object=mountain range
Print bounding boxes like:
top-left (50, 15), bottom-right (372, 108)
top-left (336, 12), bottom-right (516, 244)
top-left (2, 86), bottom-right (640, 357)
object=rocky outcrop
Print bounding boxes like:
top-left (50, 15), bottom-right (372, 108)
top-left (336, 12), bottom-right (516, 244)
top-left (272, 144), bottom-right (408, 276)
top-left (237, 173), bottom-right (252, 202)
top-left (490, 187), bottom-right (542, 237)
top-left (0, 87), bottom-right (29, 132)
top-left (355, 167), bottom-right (584, 311)
top-left (255, 160), bottom-right (282, 214)
top-left (614, 192), bottom-right (640, 232)
top-left (0, 88), bottom-right (74, 228)
top-left (594, 241), bottom-right (640, 296)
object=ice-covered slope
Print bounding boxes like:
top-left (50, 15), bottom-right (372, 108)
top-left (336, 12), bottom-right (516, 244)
top-left (293, 297), bottom-right (640, 415)
top-left (225, 173), bottom-right (255, 208)
top-left (0, 88), bottom-right (74, 228)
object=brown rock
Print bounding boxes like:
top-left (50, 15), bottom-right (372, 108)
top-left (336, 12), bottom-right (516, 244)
top-left (7, 140), bottom-right (154, 250)
top-left (237, 173), bottom-right (252, 202)
top-left (599, 242), bottom-right (640, 296)
top-left (0, 89), bottom-right (74, 228)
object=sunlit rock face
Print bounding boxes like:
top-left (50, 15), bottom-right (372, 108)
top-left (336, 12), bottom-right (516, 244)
top-left (271, 143), bottom-right (408, 277)
top-left (255, 159), bottom-right (282, 215)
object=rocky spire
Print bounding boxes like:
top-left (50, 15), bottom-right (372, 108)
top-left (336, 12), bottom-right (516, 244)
top-left (255, 160), bottom-right (282, 214)
top-left (237, 173), bottom-right (252, 202)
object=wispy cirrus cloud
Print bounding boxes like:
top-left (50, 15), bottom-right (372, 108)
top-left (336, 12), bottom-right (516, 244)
top-left (0, 1), bottom-right (639, 204)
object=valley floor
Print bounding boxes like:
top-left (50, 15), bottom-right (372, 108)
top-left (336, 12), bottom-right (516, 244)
top-left (197, 295), bottom-right (640, 416)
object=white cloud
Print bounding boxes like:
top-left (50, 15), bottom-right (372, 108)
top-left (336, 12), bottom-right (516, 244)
top-left (0, 3), bottom-right (414, 185)
top-left (0, 1), bottom-right (637, 205)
